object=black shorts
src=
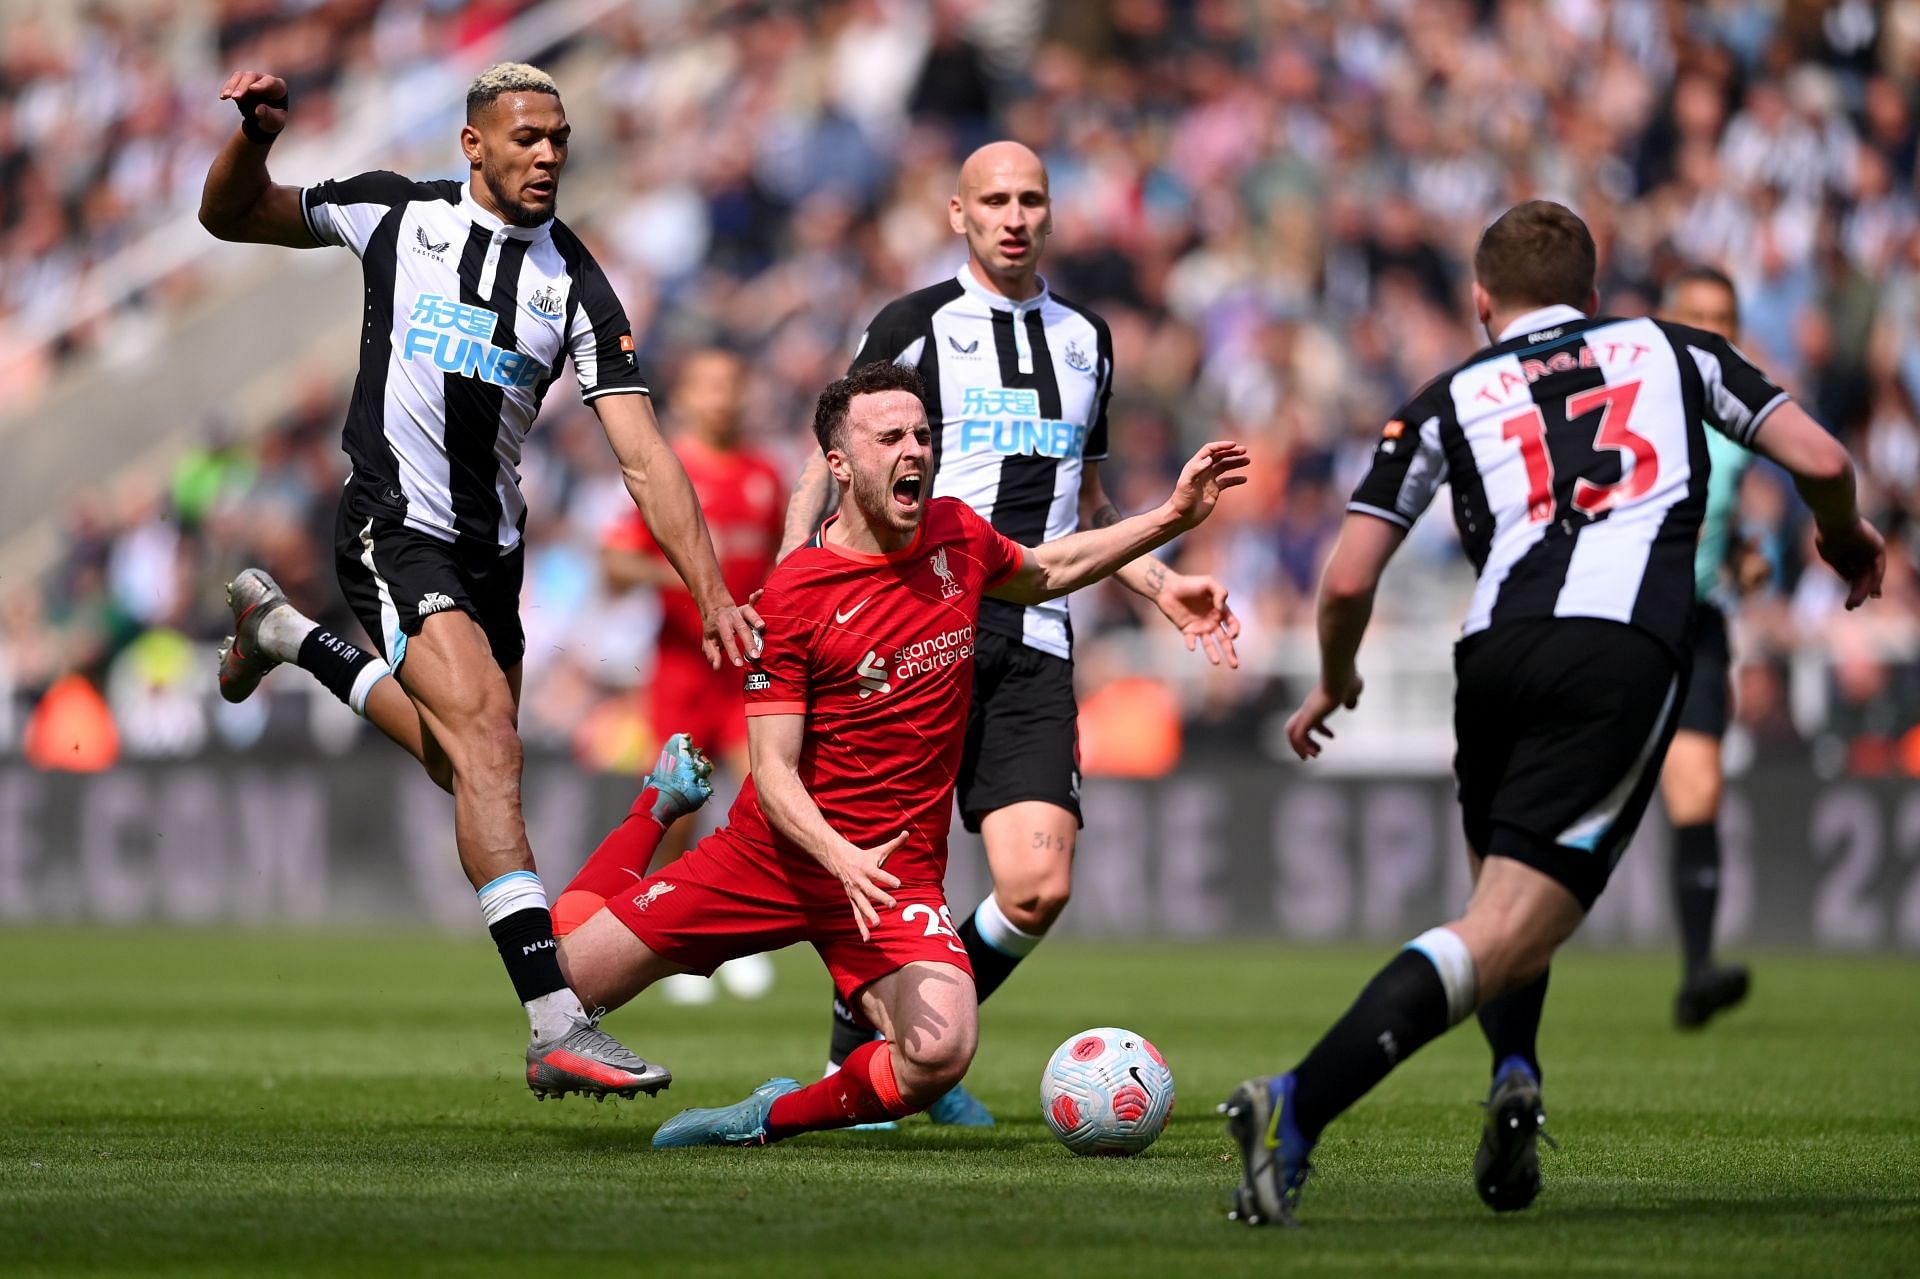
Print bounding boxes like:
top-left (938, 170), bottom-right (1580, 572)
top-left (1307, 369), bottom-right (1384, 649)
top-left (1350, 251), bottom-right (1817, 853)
top-left (956, 630), bottom-right (1082, 832)
top-left (1453, 618), bottom-right (1685, 910)
top-left (333, 481), bottom-right (526, 672)
top-left (1675, 601), bottom-right (1731, 739)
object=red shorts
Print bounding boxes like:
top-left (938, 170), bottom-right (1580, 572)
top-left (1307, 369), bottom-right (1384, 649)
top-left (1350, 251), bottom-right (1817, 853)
top-left (648, 646), bottom-right (747, 759)
top-left (605, 831), bottom-right (972, 1001)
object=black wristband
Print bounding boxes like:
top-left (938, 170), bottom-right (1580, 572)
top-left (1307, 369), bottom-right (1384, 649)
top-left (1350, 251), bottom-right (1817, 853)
top-left (236, 87), bottom-right (288, 145)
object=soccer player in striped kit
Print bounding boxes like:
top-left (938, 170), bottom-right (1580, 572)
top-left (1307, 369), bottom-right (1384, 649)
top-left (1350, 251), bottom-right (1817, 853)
top-left (199, 64), bottom-right (760, 1100)
top-left (1222, 202), bottom-right (1884, 1227)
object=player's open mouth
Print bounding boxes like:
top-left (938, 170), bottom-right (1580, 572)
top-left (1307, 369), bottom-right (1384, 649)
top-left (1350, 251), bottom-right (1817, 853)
top-left (526, 181), bottom-right (555, 199)
top-left (892, 475), bottom-right (923, 508)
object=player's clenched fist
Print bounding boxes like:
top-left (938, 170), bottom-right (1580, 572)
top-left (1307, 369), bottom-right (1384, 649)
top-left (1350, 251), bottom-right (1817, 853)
top-left (823, 830), bottom-right (907, 941)
top-left (218, 71), bottom-right (290, 138)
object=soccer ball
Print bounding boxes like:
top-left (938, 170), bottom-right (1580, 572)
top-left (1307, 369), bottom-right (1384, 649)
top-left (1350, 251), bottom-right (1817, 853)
top-left (1040, 1026), bottom-right (1175, 1156)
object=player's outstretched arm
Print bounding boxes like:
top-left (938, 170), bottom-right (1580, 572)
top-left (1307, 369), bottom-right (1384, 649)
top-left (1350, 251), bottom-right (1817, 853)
top-left (777, 451), bottom-right (838, 561)
top-left (1079, 460), bottom-right (1240, 667)
top-left (199, 72), bottom-right (315, 247)
top-left (1283, 512), bottom-right (1404, 760)
top-left (594, 393), bottom-right (765, 668)
top-left (1747, 401), bottom-right (1885, 609)
top-left (991, 441), bottom-right (1249, 605)
top-left (747, 713), bottom-right (903, 941)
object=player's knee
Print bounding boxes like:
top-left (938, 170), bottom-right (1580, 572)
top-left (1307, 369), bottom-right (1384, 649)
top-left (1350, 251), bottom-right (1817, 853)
top-left (896, 1028), bottom-right (976, 1104)
top-left (1002, 870), bottom-right (1071, 933)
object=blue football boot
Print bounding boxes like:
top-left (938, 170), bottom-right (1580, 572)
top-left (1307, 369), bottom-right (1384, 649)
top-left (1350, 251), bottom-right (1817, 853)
top-left (643, 732), bottom-right (713, 825)
top-left (925, 1081), bottom-right (995, 1127)
top-left (1220, 1073), bottom-right (1314, 1227)
top-left (651, 1077), bottom-right (802, 1148)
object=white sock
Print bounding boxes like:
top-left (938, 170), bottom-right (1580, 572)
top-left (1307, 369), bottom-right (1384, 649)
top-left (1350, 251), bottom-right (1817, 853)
top-left (255, 603), bottom-right (317, 663)
top-left (1405, 926), bottom-right (1479, 1026)
top-left (476, 870), bottom-right (586, 1039)
top-left (346, 659), bottom-right (391, 716)
top-left (525, 988), bottom-right (588, 1040)
top-left (974, 893), bottom-right (1044, 957)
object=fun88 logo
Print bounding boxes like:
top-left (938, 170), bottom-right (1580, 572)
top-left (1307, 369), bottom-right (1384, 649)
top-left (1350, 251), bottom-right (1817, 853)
top-left (402, 294), bottom-right (544, 389)
top-left (955, 387), bottom-right (1090, 459)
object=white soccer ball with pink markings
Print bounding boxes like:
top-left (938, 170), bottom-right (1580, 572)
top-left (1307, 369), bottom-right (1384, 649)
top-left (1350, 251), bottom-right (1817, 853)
top-left (1040, 1026), bottom-right (1175, 1156)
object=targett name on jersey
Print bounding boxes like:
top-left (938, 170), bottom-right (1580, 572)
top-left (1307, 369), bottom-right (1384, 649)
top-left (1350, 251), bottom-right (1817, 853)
top-left (402, 293), bottom-right (545, 389)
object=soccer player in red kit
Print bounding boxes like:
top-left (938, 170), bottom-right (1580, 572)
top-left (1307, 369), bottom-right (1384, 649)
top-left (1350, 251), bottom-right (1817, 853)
top-left (602, 348), bottom-right (785, 791)
top-left (552, 360), bottom-right (1247, 1143)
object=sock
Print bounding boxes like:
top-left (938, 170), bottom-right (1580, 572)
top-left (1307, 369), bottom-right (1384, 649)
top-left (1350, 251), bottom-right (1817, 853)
top-left (256, 602), bottom-right (316, 661)
top-left (958, 894), bottom-right (1043, 1004)
top-left (477, 869), bottom-right (583, 1038)
top-left (1672, 821), bottom-right (1720, 976)
top-left (565, 788), bottom-right (669, 899)
top-left (768, 1038), bottom-right (912, 1139)
top-left (826, 995), bottom-right (876, 1071)
top-left (1290, 927), bottom-right (1477, 1143)
top-left (295, 627), bottom-right (386, 712)
top-left (1476, 966), bottom-right (1549, 1083)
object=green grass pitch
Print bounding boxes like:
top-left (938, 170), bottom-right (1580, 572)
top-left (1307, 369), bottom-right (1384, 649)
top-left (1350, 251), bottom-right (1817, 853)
top-left (3, 930), bottom-right (1915, 1277)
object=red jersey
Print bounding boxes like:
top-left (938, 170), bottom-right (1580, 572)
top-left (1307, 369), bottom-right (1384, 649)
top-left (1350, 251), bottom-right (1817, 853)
top-left (603, 436), bottom-right (785, 653)
top-left (727, 497), bottom-right (1026, 888)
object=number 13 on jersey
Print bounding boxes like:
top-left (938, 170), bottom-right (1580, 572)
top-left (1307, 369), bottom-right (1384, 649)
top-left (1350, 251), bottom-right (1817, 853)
top-left (1502, 379), bottom-right (1653, 522)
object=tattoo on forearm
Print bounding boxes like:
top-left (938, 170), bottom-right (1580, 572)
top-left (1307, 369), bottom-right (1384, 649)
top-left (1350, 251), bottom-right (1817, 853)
top-left (1144, 562), bottom-right (1167, 594)
top-left (1091, 503), bottom-right (1122, 529)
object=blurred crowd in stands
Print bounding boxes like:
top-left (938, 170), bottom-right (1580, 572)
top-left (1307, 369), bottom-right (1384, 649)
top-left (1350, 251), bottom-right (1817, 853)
top-left (4, 0), bottom-right (1920, 778)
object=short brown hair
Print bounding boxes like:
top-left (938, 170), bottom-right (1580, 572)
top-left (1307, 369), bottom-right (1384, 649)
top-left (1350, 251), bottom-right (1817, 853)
top-left (1473, 201), bottom-right (1597, 311)
top-left (812, 361), bottom-right (927, 452)
top-left (1662, 263), bottom-right (1738, 310)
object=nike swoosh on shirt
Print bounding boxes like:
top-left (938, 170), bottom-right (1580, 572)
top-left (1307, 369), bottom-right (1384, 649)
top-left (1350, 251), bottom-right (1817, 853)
top-left (834, 597), bottom-right (874, 625)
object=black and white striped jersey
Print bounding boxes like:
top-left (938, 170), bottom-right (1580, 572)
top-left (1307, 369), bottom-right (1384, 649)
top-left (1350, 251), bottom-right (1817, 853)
top-left (849, 265), bottom-right (1113, 660)
top-left (1350, 304), bottom-right (1788, 653)
top-left (301, 172), bottom-right (649, 552)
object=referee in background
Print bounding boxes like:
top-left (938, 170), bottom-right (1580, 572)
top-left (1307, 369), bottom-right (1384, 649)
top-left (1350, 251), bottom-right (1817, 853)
top-left (781, 141), bottom-right (1240, 1126)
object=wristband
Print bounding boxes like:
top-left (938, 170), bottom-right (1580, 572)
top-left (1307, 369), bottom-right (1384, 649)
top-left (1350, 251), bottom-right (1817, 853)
top-left (236, 86), bottom-right (288, 145)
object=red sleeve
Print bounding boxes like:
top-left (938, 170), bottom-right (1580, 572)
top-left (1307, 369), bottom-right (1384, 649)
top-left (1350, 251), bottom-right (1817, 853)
top-left (741, 579), bottom-right (812, 717)
top-left (950, 501), bottom-right (1026, 589)
top-left (602, 509), bottom-right (660, 556)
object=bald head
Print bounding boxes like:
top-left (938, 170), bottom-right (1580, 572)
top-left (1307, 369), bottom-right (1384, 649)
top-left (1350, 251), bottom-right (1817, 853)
top-left (957, 141), bottom-right (1047, 199)
top-left (950, 140), bottom-right (1052, 300)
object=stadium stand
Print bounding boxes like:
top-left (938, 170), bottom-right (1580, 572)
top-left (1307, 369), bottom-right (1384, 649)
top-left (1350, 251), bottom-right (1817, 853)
top-left (3, 0), bottom-right (1918, 778)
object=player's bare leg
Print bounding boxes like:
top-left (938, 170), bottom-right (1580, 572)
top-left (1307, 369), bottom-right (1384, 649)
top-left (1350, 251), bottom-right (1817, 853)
top-left (826, 801), bottom-right (1068, 1126)
top-left (1661, 731), bottom-right (1750, 1028)
top-left (654, 962), bottom-right (977, 1148)
top-left (395, 613), bottom-right (655, 1097)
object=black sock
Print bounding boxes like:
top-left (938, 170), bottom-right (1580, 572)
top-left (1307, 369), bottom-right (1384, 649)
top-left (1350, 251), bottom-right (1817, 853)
top-left (1290, 948), bottom-right (1454, 1143)
top-left (488, 906), bottom-right (568, 1004)
top-left (957, 910), bottom-right (1026, 1004)
top-left (297, 627), bottom-right (379, 706)
top-left (1477, 966), bottom-right (1549, 1083)
top-left (827, 995), bottom-right (873, 1069)
top-left (1672, 821), bottom-right (1720, 976)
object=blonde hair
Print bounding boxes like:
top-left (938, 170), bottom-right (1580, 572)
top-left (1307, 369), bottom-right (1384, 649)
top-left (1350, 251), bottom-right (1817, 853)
top-left (466, 63), bottom-right (559, 119)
